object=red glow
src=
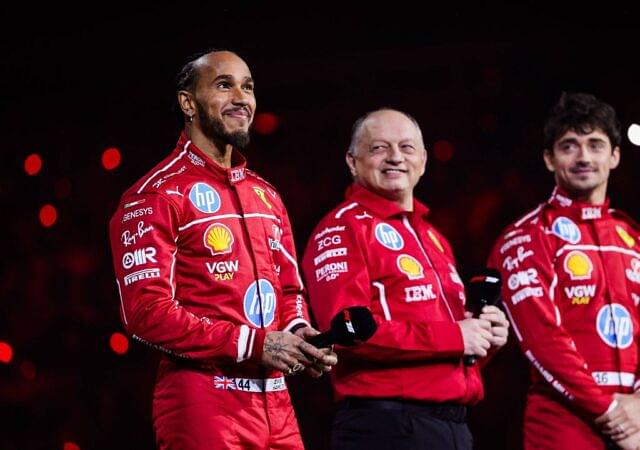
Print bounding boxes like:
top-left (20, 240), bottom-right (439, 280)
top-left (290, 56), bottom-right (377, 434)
top-left (39, 204), bottom-right (58, 227)
top-left (20, 360), bottom-right (37, 380)
top-left (110, 332), bottom-right (129, 355)
top-left (433, 140), bottom-right (454, 162)
top-left (24, 153), bottom-right (43, 176)
top-left (63, 442), bottom-right (81, 450)
top-left (253, 113), bottom-right (280, 135)
top-left (102, 147), bottom-right (121, 170)
top-left (0, 342), bottom-right (13, 363)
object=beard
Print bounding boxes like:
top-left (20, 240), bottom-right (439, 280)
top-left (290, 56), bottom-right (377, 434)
top-left (196, 102), bottom-right (251, 150)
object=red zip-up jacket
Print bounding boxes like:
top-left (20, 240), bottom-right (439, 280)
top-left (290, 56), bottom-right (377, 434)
top-left (488, 187), bottom-right (640, 419)
top-left (109, 133), bottom-right (310, 376)
top-left (302, 184), bottom-right (483, 403)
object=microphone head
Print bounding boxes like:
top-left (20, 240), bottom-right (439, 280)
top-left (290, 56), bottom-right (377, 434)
top-left (466, 268), bottom-right (502, 316)
top-left (329, 306), bottom-right (377, 346)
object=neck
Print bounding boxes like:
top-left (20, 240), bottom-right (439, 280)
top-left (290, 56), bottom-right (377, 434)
top-left (186, 126), bottom-right (233, 167)
top-left (397, 195), bottom-right (414, 212)
top-left (562, 184), bottom-right (607, 205)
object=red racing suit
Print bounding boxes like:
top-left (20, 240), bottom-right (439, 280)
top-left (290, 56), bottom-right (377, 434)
top-left (488, 187), bottom-right (640, 449)
top-left (109, 133), bottom-right (310, 449)
top-left (301, 184), bottom-right (483, 404)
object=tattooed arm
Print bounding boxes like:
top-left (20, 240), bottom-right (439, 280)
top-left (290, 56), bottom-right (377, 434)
top-left (261, 331), bottom-right (337, 375)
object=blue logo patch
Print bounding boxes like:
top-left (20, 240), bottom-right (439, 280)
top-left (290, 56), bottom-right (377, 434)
top-left (596, 304), bottom-right (633, 349)
top-left (243, 279), bottom-right (277, 327)
top-left (551, 217), bottom-right (581, 244)
top-left (375, 223), bottom-right (404, 251)
top-left (189, 183), bottom-right (221, 214)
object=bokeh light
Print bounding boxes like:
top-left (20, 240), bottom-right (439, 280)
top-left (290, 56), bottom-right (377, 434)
top-left (63, 442), bottom-right (80, 450)
top-left (39, 204), bottom-right (58, 227)
top-left (628, 124), bottom-right (640, 146)
top-left (24, 153), bottom-right (42, 176)
top-left (102, 147), bottom-right (121, 170)
top-left (110, 332), bottom-right (129, 355)
top-left (0, 341), bottom-right (14, 363)
top-left (20, 360), bottom-right (37, 380)
top-left (433, 140), bottom-right (454, 162)
top-left (253, 113), bottom-right (280, 135)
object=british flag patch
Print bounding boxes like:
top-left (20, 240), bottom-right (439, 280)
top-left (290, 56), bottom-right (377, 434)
top-left (213, 376), bottom-right (237, 390)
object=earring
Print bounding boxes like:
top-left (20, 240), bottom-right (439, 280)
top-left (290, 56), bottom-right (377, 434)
top-left (188, 114), bottom-right (194, 123)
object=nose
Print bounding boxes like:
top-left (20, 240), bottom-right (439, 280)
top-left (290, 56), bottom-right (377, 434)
top-left (385, 145), bottom-right (404, 164)
top-left (575, 145), bottom-right (592, 162)
top-left (231, 86), bottom-right (250, 105)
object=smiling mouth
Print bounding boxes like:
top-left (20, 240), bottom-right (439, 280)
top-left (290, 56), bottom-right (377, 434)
top-left (382, 168), bottom-right (407, 174)
top-left (224, 108), bottom-right (251, 120)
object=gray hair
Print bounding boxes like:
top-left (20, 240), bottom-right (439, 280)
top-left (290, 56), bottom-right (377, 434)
top-left (347, 108), bottom-right (425, 155)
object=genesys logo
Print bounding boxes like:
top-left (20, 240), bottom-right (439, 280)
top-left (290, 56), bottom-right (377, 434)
top-left (121, 206), bottom-right (154, 223)
top-left (122, 247), bottom-right (157, 269)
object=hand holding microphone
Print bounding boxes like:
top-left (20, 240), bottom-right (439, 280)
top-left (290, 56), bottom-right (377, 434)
top-left (461, 268), bottom-right (507, 366)
top-left (307, 306), bottom-right (378, 348)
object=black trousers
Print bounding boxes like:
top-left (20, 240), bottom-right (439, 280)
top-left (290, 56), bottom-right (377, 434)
top-left (331, 398), bottom-right (472, 450)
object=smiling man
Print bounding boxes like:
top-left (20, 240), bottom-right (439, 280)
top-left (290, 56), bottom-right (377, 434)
top-left (108, 49), bottom-right (336, 449)
top-left (302, 108), bottom-right (509, 450)
top-left (488, 92), bottom-right (640, 450)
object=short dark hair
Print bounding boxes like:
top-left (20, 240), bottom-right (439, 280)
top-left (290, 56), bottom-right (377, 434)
top-left (543, 92), bottom-right (621, 150)
top-left (173, 48), bottom-right (229, 126)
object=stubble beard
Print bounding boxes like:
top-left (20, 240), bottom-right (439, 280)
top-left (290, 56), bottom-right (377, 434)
top-left (196, 103), bottom-right (251, 150)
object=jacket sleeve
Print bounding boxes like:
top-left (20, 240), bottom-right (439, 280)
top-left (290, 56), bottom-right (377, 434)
top-left (109, 192), bottom-right (265, 364)
top-left (274, 204), bottom-right (311, 332)
top-left (489, 227), bottom-right (613, 419)
top-left (302, 216), bottom-right (463, 363)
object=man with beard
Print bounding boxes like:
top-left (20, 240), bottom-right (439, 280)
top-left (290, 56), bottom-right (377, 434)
top-left (488, 92), bottom-right (640, 450)
top-left (109, 49), bottom-right (336, 449)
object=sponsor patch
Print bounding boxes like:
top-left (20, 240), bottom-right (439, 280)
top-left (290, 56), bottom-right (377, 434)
top-left (500, 234), bottom-right (532, 254)
top-left (626, 259), bottom-right (640, 284)
top-left (243, 279), bottom-right (277, 327)
top-left (206, 260), bottom-right (239, 281)
top-left (230, 168), bottom-right (245, 183)
top-left (564, 284), bottom-right (596, 305)
top-left (427, 229), bottom-right (445, 253)
top-left (122, 247), bottom-right (157, 269)
top-left (507, 268), bottom-right (539, 290)
top-left (317, 234), bottom-right (342, 251)
top-left (551, 216), bottom-right (581, 244)
top-left (404, 285), bottom-right (436, 302)
top-left (124, 268), bottom-right (160, 286)
top-left (189, 182), bottom-right (221, 214)
top-left (315, 261), bottom-right (349, 282)
top-left (188, 151), bottom-right (205, 167)
top-left (152, 166), bottom-right (186, 188)
top-left (563, 251), bottom-right (593, 280)
top-left (253, 186), bottom-right (272, 209)
top-left (581, 207), bottom-right (602, 220)
top-left (314, 247), bottom-right (348, 266)
top-left (213, 376), bottom-right (236, 390)
top-left (124, 199), bottom-right (146, 209)
top-left (204, 223), bottom-right (234, 255)
top-left (596, 304), bottom-right (633, 349)
top-left (314, 225), bottom-right (345, 240)
top-left (397, 254), bottom-right (424, 280)
top-left (375, 223), bottom-right (404, 251)
top-left (616, 225), bottom-right (636, 248)
top-left (502, 246), bottom-right (534, 271)
top-left (121, 221), bottom-right (155, 247)
top-left (511, 286), bottom-right (543, 305)
top-left (122, 206), bottom-right (154, 223)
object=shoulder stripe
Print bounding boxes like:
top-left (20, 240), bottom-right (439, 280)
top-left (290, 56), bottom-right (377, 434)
top-left (555, 244), bottom-right (640, 260)
top-left (137, 142), bottom-right (190, 194)
top-left (178, 213), bottom-right (281, 232)
top-left (515, 204), bottom-right (543, 228)
top-left (335, 202), bottom-right (358, 219)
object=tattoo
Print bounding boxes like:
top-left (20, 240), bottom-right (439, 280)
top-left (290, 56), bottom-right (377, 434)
top-left (264, 333), bottom-right (288, 356)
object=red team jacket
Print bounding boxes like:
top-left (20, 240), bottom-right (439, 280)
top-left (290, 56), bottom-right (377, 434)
top-left (489, 188), bottom-right (640, 420)
top-left (302, 184), bottom-right (483, 404)
top-left (109, 133), bottom-right (310, 376)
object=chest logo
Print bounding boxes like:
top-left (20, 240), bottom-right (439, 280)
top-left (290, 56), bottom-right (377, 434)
top-left (563, 251), bottom-right (593, 280)
top-left (204, 223), bottom-right (234, 255)
top-left (616, 225), bottom-right (636, 248)
top-left (375, 223), bottom-right (404, 251)
top-left (551, 216), bottom-right (581, 244)
top-left (253, 187), bottom-right (272, 209)
top-left (626, 259), bottom-right (640, 284)
top-left (243, 279), bottom-right (277, 327)
top-left (397, 255), bottom-right (424, 280)
top-left (427, 229), bottom-right (445, 253)
top-left (189, 182), bottom-right (221, 214)
top-left (596, 304), bottom-right (633, 349)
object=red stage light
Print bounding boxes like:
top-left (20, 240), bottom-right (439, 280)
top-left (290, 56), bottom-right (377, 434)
top-left (24, 153), bottom-right (42, 176)
top-left (20, 360), bottom-right (37, 380)
top-left (110, 332), bottom-right (129, 355)
top-left (63, 441), bottom-right (81, 450)
top-left (433, 140), bottom-right (454, 162)
top-left (102, 147), bottom-right (121, 170)
top-left (39, 204), bottom-right (58, 227)
top-left (0, 342), bottom-right (13, 363)
top-left (253, 113), bottom-right (280, 135)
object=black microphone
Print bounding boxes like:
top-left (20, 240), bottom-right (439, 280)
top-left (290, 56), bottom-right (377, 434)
top-left (308, 306), bottom-right (377, 348)
top-left (464, 268), bottom-right (502, 366)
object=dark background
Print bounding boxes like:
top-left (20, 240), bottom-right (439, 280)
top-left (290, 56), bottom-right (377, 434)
top-left (2, 2), bottom-right (639, 449)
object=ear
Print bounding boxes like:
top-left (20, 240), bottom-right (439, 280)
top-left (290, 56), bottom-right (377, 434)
top-left (177, 90), bottom-right (197, 120)
top-left (345, 151), bottom-right (358, 177)
top-left (543, 149), bottom-right (555, 172)
top-left (419, 147), bottom-right (427, 176)
top-left (610, 146), bottom-right (621, 170)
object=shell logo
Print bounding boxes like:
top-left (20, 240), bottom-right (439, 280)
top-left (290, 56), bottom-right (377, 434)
top-left (563, 250), bottom-right (593, 280)
top-left (204, 223), bottom-right (234, 255)
top-left (253, 187), bottom-right (272, 209)
top-left (428, 229), bottom-right (445, 253)
top-left (397, 254), bottom-right (424, 280)
top-left (616, 225), bottom-right (636, 248)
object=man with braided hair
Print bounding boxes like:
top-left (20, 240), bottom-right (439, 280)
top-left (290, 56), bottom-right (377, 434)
top-left (109, 49), bottom-right (336, 449)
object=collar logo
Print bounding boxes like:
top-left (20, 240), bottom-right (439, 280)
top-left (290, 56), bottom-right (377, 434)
top-left (551, 216), bottom-right (581, 244)
top-left (204, 223), bottom-right (234, 255)
top-left (397, 255), bottom-right (424, 280)
top-left (616, 225), bottom-right (636, 248)
top-left (563, 250), bottom-right (593, 280)
top-left (428, 229), bottom-right (445, 253)
top-left (253, 186), bottom-right (272, 209)
top-left (581, 207), bottom-right (602, 220)
top-left (375, 223), bottom-right (404, 250)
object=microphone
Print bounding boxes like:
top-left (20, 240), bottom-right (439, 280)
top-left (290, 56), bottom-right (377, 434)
top-left (308, 306), bottom-right (377, 348)
top-left (464, 268), bottom-right (502, 366)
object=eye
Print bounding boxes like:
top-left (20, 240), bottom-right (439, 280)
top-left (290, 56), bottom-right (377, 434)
top-left (217, 81), bottom-right (231, 89)
top-left (370, 145), bottom-right (388, 154)
top-left (243, 83), bottom-right (255, 92)
top-left (401, 144), bottom-right (416, 153)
